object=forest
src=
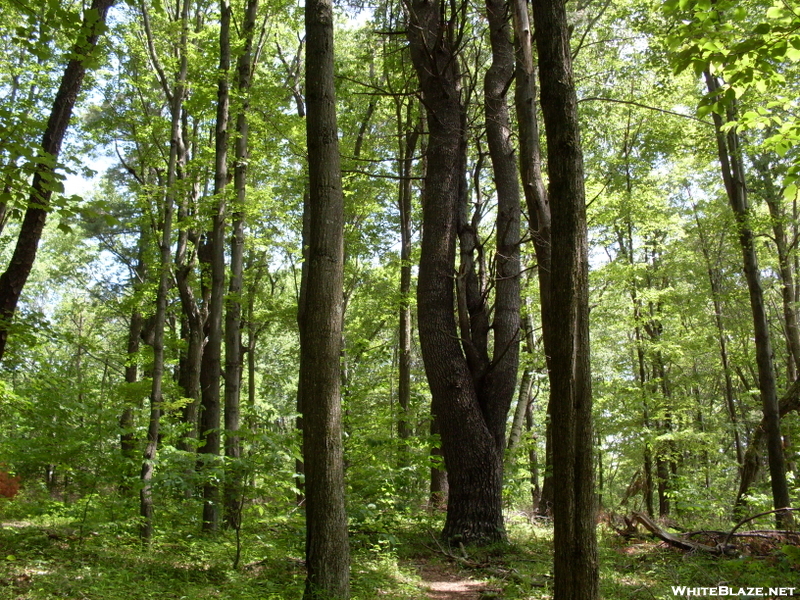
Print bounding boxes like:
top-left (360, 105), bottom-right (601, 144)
top-left (0, 0), bottom-right (799, 598)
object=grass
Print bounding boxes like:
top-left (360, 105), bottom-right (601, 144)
top-left (0, 502), bottom-right (798, 599)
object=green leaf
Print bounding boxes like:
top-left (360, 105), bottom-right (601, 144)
top-left (766, 6), bottom-right (784, 19)
top-left (783, 183), bottom-right (798, 202)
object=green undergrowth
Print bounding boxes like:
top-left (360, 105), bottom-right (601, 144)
top-left (0, 503), bottom-right (798, 600)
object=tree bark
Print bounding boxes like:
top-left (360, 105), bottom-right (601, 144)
top-left (301, 0), bottom-right (350, 594)
top-left (406, 0), bottom-right (520, 545)
top-left (511, 0), bottom-right (555, 515)
top-left (705, 72), bottom-right (792, 529)
top-left (140, 0), bottom-right (190, 542)
top-left (0, 0), bottom-right (116, 359)
top-left (223, 0), bottom-right (259, 532)
top-left (397, 104), bottom-right (419, 453)
top-left (531, 1), bottom-right (599, 599)
top-left (198, 0), bottom-right (232, 532)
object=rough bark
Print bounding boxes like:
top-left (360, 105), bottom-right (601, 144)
top-left (531, 1), bottom-right (599, 599)
top-left (406, 0), bottom-right (520, 545)
top-left (301, 0), bottom-right (350, 594)
top-left (0, 0), bottom-right (116, 359)
top-left (705, 72), bottom-right (792, 528)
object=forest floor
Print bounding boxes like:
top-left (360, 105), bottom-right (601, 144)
top-left (0, 498), bottom-right (799, 600)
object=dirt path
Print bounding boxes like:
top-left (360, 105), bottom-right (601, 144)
top-left (416, 563), bottom-right (490, 600)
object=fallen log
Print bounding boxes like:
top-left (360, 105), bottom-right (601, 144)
top-left (631, 512), bottom-right (726, 554)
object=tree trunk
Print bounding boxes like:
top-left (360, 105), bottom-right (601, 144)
top-left (397, 104), bottom-right (419, 454)
top-left (300, 0), bottom-right (350, 594)
top-left (511, 0), bottom-right (555, 516)
top-left (121, 231), bottom-right (148, 471)
top-left (525, 398), bottom-right (540, 511)
top-left (705, 72), bottom-right (792, 529)
top-left (0, 0), bottom-right (116, 360)
top-left (406, 0), bottom-right (520, 545)
top-left (140, 0), bottom-right (190, 542)
top-left (693, 212), bottom-right (744, 471)
top-left (734, 378), bottom-right (800, 515)
top-left (531, 1), bottom-right (599, 598)
top-left (754, 156), bottom-right (800, 378)
top-left (223, 0), bottom-right (259, 532)
top-left (198, 0), bottom-right (232, 532)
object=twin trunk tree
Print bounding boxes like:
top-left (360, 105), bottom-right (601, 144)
top-left (405, 0), bottom-right (521, 543)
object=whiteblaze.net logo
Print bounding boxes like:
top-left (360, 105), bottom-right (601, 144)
top-left (672, 586), bottom-right (797, 597)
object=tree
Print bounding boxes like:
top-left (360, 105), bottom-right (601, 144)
top-left (224, 0), bottom-right (260, 532)
top-left (299, 0), bottom-right (350, 595)
top-left (139, 0), bottom-right (191, 541)
top-left (531, 0), bottom-right (598, 598)
top-left (704, 71), bottom-right (792, 528)
top-left (0, 0), bottom-right (116, 360)
top-left (404, 0), bottom-right (523, 544)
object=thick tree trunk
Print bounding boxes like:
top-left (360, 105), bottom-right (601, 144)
top-left (705, 72), bottom-right (792, 529)
top-left (0, 0), bottom-right (116, 360)
top-left (406, 0), bottom-right (520, 545)
top-left (300, 0), bottom-right (350, 595)
top-left (531, 1), bottom-right (599, 599)
top-left (484, 0), bottom-right (522, 453)
top-left (223, 0), bottom-right (258, 531)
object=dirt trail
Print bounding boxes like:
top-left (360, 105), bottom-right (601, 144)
top-left (417, 563), bottom-right (489, 600)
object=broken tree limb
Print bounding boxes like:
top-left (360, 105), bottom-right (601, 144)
top-left (722, 507), bottom-right (800, 549)
top-left (631, 512), bottom-right (723, 554)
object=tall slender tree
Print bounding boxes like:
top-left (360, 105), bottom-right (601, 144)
top-left (198, 0), bottom-right (232, 532)
top-left (300, 0), bottom-right (350, 594)
top-left (705, 71), bottom-right (792, 528)
top-left (140, 0), bottom-right (191, 542)
top-left (531, 0), bottom-right (598, 598)
top-left (224, 0), bottom-right (260, 531)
